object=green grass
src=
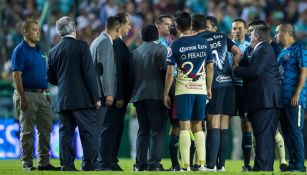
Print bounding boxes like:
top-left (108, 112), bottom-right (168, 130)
top-left (0, 159), bottom-right (306, 175)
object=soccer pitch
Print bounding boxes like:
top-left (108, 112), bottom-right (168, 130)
top-left (0, 159), bottom-right (306, 175)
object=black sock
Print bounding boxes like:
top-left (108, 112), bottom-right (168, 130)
top-left (169, 134), bottom-right (180, 167)
top-left (190, 140), bottom-right (196, 165)
top-left (217, 129), bottom-right (229, 168)
top-left (206, 128), bottom-right (220, 168)
top-left (242, 131), bottom-right (252, 166)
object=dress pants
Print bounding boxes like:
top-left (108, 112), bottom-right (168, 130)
top-left (99, 103), bottom-right (127, 169)
top-left (59, 109), bottom-right (98, 171)
top-left (248, 108), bottom-right (278, 171)
top-left (134, 99), bottom-right (168, 170)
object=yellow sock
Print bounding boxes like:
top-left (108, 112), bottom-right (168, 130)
top-left (180, 130), bottom-right (191, 168)
top-left (275, 131), bottom-right (287, 164)
top-left (194, 131), bottom-right (205, 166)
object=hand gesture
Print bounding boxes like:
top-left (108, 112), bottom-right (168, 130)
top-left (105, 96), bottom-right (114, 106)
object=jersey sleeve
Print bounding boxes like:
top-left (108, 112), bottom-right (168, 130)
top-left (166, 46), bottom-right (176, 66)
top-left (299, 48), bottom-right (307, 68)
top-left (226, 37), bottom-right (235, 52)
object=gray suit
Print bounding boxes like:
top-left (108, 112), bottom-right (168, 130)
top-left (130, 42), bottom-right (166, 103)
top-left (130, 41), bottom-right (168, 170)
top-left (90, 32), bottom-right (117, 167)
top-left (90, 32), bottom-right (117, 98)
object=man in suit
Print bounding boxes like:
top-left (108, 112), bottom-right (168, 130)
top-left (47, 16), bottom-right (101, 171)
top-left (233, 25), bottom-right (282, 171)
top-left (131, 25), bottom-right (168, 171)
top-left (97, 12), bottom-right (132, 171)
top-left (89, 16), bottom-right (122, 170)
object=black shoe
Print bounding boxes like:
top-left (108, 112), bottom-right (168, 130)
top-left (61, 167), bottom-right (78, 171)
top-left (167, 165), bottom-right (181, 171)
top-left (38, 164), bottom-right (61, 171)
top-left (23, 165), bottom-right (36, 171)
top-left (242, 165), bottom-right (252, 172)
top-left (147, 164), bottom-right (164, 171)
top-left (95, 167), bottom-right (112, 171)
top-left (279, 163), bottom-right (288, 172)
top-left (112, 164), bottom-right (123, 171)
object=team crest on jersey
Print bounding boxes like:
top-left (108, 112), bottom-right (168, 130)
top-left (284, 53), bottom-right (290, 61)
top-left (167, 48), bottom-right (173, 58)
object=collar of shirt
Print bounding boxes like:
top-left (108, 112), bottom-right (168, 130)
top-left (104, 31), bottom-right (113, 45)
top-left (254, 41), bottom-right (264, 51)
top-left (22, 40), bottom-right (40, 51)
top-left (64, 34), bottom-right (76, 38)
top-left (159, 36), bottom-right (168, 47)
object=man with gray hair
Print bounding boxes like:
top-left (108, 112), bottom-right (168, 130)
top-left (233, 25), bottom-right (282, 171)
top-left (47, 16), bottom-right (101, 171)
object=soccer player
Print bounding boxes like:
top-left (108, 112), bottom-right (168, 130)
top-left (164, 11), bottom-right (214, 171)
top-left (230, 18), bottom-right (252, 172)
top-left (276, 23), bottom-right (307, 172)
top-left (194, 15), bottom-right (242, 172)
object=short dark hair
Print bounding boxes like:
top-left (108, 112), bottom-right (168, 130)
top-left (205, 16), bottom-right (217, 28)
top-left (233, 18), bottom-right (246, 28)
top-left (141, 24), bottom-right (158, 42)
top-left (155, 14), bottom-right (172, 25)
top-left (192, 13), bottom-right (206, 31)
top-left (116, 12), bottom-right (129, 24)
top-left (106, 16), bottom-right (122, 31)
top-left (248, 20), bottom-right (266, 27)
top-left (22, 18), bottom-right (39, 33)
top-left (174, 11), bottom-right (191, 32)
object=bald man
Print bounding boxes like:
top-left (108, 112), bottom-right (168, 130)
top-left (276, 23), bottom-right (307, 172)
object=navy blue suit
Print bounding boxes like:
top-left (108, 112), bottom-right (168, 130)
top-left (47, 37), bottom-right (100, 171)
top-left (234, 41), bottom-right (282, 171)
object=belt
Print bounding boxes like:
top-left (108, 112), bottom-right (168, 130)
top-left (24, 89), bottom-right (47, 93)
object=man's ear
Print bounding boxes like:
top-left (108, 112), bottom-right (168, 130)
top-left (214, 26), bottom-right (217, 32)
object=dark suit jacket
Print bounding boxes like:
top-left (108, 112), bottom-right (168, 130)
top-left (113, 38), bottom-right (132, 102)
top-left (47, 37), bottom-right (99, 112)
top-left (130, 42), bottom-right (167, 103)
top-left (234, 41), bottom-right (283, 111)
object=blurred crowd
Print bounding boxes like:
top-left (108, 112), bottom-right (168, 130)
top-left (0, 0), bottom-right (307, 79)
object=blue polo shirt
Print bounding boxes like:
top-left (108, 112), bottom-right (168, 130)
top-left (277, 42), bottom-right (307, 108)
top-left (11, 40), bottom-right (48, 89)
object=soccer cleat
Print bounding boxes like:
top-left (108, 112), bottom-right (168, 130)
top-left (205, 166), bottom-right (217, 172)
top-left (242, 165), bottom-right (253, 172)
top-left (279, 163), bottom-right (288, 172)
top-left (191, 164), bottom-right (200, 171)
top-left (167, 165), bottom-right (181, 171)
top-left (217, 166), bottom-right (225, 172)
top-left (197, 165), bottom-right (207, 171)
top-left (180, 167), bottom-right (191, 171)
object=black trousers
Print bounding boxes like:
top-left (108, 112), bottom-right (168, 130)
top-left (134, 99), bottom-right (168, 169)
top-left (59, 109), bottom-right (98, 171)
top-left (248, 108), bottom-right (278, 171)
top-left (99, 104), bottom-right (127, 169)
